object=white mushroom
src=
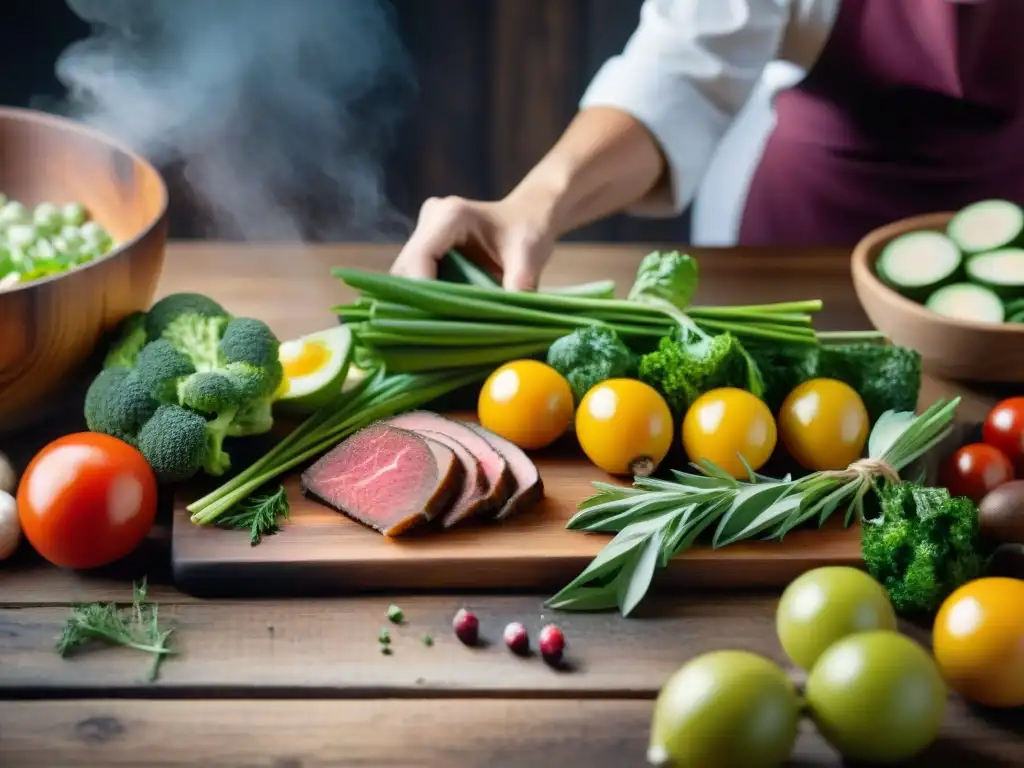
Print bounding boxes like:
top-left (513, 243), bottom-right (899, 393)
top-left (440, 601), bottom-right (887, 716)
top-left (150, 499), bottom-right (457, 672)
top-left (0, 491), bottom-right (19, 561)
top-left (0, 451), bottom-right (15, 495)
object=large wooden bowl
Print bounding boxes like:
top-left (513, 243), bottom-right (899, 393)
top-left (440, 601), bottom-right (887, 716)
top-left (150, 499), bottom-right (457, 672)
top-left (852, 211), bottom-right (1024, 382)
top-left (0, 107), bottom-right (168, 432)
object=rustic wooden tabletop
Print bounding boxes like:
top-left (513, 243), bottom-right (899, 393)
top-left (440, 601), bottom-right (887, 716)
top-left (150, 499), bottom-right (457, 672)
top-left (0, 243), bottom-right (1021, 767)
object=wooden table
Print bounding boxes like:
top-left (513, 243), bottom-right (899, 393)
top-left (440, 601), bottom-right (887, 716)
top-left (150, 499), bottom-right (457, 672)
top-left (1, 243), bottom-right (1021, 767)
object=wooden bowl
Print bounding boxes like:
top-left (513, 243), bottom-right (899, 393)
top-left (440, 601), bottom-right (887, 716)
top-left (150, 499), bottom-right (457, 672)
top-left (0, 107), bottom-right (168, 432)
top-left (851, 211), bottom-right (1024, 383)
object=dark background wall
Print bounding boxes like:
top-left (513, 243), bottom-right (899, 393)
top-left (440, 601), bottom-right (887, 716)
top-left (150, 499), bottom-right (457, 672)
top-left (0, 0), bottom-right (692, 242)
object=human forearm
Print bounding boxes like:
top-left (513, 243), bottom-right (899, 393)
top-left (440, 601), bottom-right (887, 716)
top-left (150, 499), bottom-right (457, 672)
top-left (504, 106), bottom-right (667, 237)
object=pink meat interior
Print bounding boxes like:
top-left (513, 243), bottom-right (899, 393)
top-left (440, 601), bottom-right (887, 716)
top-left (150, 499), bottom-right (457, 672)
top-left (305, 425), bottom-right (440, 530)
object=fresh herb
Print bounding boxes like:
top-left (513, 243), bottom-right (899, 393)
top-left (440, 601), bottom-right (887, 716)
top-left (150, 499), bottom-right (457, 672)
top-left (546, 398), bottom-right (961, 617)
top-left (387, 603), bottom-right (405, 624)
top-left (55, 578), bottom-right (175, 682)
top-left (378, 627), bottom-right (391, 645)
top-left (1006, 298), bottom-right (1024, 323)
top-left (862, 482), bottom-right (984, 615)
top-left (422, 634), bottom-right (434, 647)
top-left (188, 367), bottom-right (492, 524)
top-left (215, 484), bottom-right (290, 545)
top-left (546, 327), bottom-right (638, 404)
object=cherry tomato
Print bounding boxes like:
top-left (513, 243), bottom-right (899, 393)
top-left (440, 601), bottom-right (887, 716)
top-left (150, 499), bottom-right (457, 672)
top-left (17, 433), bottom-right (157, 570)
top-left (939, 443), bottom-right (1015, 503)
top-left (575, 379), bottom-right (673, 476)
top-left (983, 397), bottom-right (1024, 474)
top-left (933, 577), bottom-right (1024, 708)
top-left (477, 360), bottom-right (574, 450)
top-left (778, 378), bottom-right (869, 471)
top-left (682, 387), bottom-right (777, 478)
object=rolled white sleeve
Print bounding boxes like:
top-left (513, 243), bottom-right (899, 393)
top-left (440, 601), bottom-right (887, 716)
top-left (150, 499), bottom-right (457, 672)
top-left (580, 0), bottom-right (795, 217)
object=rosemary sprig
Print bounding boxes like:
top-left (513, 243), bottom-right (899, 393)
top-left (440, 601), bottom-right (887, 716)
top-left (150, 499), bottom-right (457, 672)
top-left (55, 578), bottom-right (175, 682)
top-left (215, 485), bottom-right (290, 545)
top-left (546, 398), bottom-right (961, 617)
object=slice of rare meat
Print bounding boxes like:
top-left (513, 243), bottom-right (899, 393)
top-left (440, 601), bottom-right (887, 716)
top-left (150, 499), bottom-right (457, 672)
top-left (416, 429), bottom-right (489, 527)
top-left (300, 424), bottom-right (463, 536)
top-left (466, 423), bottom-right (544, 520)
top-left (387, 411), bottom-right (513, 514)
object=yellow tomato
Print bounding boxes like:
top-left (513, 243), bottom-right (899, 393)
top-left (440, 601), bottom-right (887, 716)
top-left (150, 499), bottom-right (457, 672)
top-left (478, 360), bottom-right (574, 450)
top-left (932, 577), bottom-right (1024, 708)
top-left (682, 388), bottom-right (777, 478)
top-left (778, 379), bottom-right (869, 471)
top-left (575, 379), bottom-right (673, 476)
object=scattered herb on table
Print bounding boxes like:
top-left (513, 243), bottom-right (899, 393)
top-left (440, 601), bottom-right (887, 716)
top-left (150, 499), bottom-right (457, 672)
top-left (422, 634), bottom-right (434, 647)
top-left (862, 482), bottom-right (984, 615)
top-left (55, 578), bottom-right (175, 682)
top-left (378, 627), bottom-right (391, 645)
top-left (387, 603), bottom-right (405, 624)
top-left (546, 398), bottom-right (961, 617)
top-left (215, 485), bottom-right (290, 545)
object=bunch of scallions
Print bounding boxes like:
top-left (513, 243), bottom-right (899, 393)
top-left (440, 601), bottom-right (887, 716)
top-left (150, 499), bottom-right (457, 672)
top-left (545, 398), bottom-right (961, 617)
top-left (332, 250), bottom-right (879, 373)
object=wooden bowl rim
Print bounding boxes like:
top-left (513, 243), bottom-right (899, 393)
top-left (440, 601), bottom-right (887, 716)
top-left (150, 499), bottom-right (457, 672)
top-left (851, 210), bottom-right (1024, 336)
top-left (0, 105), bottom-right (169, 295)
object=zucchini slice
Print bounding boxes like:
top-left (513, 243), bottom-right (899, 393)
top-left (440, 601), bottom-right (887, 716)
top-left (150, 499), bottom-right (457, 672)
top-left (876, 231), bottom-right (962, 301)
top-left (964, 248), bottom-right (1024, 301)
top-left (925, 283), bottom-right (1005, 324)
top-left (947, 199), bottom-right (1024, 255)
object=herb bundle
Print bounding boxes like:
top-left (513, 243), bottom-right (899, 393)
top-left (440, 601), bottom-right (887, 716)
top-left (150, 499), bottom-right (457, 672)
top-left (546, 398), bottom-right (961, 617)
top-left (331, 251), bottom-right (851, 374)
top-left (188, 366), bottom-right (492, 523)
top-left (56, 578), bottom-right (175, 682)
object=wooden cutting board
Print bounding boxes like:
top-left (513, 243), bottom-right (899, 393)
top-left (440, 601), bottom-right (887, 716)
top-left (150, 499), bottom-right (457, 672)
top-left (170, 414), bottom-right (863, 598)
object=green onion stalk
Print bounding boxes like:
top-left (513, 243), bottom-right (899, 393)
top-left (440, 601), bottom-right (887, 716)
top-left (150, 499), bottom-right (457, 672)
top-left (330, 250), bottom-right (881, 373)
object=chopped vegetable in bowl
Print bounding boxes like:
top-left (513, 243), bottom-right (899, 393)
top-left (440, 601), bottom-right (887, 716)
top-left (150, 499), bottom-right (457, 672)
top-left (0, 193), bottom-right (114, 290)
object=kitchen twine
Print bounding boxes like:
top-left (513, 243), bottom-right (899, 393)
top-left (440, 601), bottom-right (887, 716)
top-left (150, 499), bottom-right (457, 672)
top-left (824, 457), bottom-right (901, 485)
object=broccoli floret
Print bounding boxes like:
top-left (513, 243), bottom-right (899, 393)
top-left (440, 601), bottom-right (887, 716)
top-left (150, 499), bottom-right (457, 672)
top-left (638, 331), bottom-right (759, 414)
top-left (546, 327), bottom-right (638, 403)
top-left (862, 482), bottom-right (984, 616)
top-left (134, 340), bottom-right (196, 403)
top-left (136, 404), bottom-right (210, 482)
top-left (145, 292), bottom-right (228, 340)
top-left (103, 312), bottom-right (148, 369)
top-left (83, 291), bottom-right (283, 482)
top-left (817, 344), bottom-right (921, 422)
top-left (745, 343), bottom-right (820, 413)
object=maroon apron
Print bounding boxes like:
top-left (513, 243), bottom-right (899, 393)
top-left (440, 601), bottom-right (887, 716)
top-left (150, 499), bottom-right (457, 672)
top-left (739, 0), bottom-right (1024, 245)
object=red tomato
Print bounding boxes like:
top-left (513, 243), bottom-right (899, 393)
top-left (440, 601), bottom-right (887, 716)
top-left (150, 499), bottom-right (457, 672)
top-left (939, 443), bottom-right (1015, 504)
top-left (983, 397), bottom-right (1024, 474)
top-left (17, 433), bottom-right (157, 569)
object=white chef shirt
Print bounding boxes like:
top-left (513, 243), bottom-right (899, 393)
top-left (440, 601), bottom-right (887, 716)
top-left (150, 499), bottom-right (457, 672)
top-left (579, 0), bottom-right (843, 218)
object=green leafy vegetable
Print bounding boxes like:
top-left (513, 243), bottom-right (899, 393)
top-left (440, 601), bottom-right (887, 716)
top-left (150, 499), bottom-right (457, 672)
top-left (861, 482), bottom-right (984, 616)
top-left (638, 331), bottom-right (762, 413)
top-left (422, 634), bottom-right (434, 647)
top-left (546, 398), bottom-right (960, 617)
top-left (55, 578), bottom-right (174, 682)
top-left (215, 485), bottom-right (290, 545)
top-left (627, 250), bottom-right (699, 310)
top-left (84, 293), bottom-right (284, 482)
top-left (546, 327), bottom-right (638, 403)
top-left (1005, 298), bottom-right (1024, 323)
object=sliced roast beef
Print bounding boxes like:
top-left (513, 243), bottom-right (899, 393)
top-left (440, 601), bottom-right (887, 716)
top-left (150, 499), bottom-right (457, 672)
top-left (416, 429), bottom-right (490, 527)
top-left (466, 423), bottom-right (544, 520)
top-left (387, 411), bottom-right (513, 515)
top-left (300, 424), bottom-right (464, 537)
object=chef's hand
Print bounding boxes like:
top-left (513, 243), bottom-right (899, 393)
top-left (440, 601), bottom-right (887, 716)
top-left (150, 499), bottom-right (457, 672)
top-left (390, 194), bottom-right (555, 292)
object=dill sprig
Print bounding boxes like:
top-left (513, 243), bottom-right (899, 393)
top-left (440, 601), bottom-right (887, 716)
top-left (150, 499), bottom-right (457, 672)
top-left (55, 578), bottom-right (175, 682)
top-left (215, 484), bottom-right (290, 545)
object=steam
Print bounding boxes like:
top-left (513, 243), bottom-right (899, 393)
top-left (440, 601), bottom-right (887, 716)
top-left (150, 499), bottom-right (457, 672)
top-left (47, 0), bottom-right (415, 240)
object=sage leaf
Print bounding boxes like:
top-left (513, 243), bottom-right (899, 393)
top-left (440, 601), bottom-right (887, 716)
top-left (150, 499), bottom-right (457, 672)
top-left (617, 530), bottom-right (664, 617)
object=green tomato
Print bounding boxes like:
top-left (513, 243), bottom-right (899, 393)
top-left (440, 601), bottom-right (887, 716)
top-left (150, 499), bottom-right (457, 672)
top-left (806, 631), bottom-right (946, 764)
top-left (648, 650), bottom-right (800, 768)
top-left (776, 566), bottom-right (896, 670)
